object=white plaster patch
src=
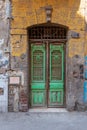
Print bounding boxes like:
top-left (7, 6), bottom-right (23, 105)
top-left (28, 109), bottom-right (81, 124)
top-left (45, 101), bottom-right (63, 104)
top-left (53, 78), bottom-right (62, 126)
top-left (0, 49), bottom-right (9, 68)
top-left (0, 56), bottom-right (9, 68)
top-left (0, 50), bottom-right (3, 58)
top-left (0, 39), bottom-right (4, 45)
top-left (0, 74), bottom-right (8, 112)
top-left (5, 0), bottom-right (11, 19)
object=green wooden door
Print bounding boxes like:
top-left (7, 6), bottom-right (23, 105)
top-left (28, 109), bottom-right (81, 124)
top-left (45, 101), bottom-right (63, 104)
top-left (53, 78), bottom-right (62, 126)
top-left (31, 43), bottom-right (64, 107)
top-left (31, 44), bottom-right (46, 107)
top-left (48, 44), bottom-right (64, 106)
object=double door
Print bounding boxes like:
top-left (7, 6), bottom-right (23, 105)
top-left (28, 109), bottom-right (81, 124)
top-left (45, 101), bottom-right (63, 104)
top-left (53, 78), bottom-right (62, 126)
top-left (30, 42), bottom-right (65, 107)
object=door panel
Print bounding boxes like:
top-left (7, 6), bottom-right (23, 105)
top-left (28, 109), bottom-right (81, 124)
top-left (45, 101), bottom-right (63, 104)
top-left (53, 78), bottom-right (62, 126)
top-left (49, 90), bottom-right (64, 105)
top-left (48, 44), bottom-right (64, 106)
top-left (30, 43), bottom-right (64, 107)
top-left (31, 90), bottom-right (46, 106)
top-left (31, 44), bottom-right (46, 107)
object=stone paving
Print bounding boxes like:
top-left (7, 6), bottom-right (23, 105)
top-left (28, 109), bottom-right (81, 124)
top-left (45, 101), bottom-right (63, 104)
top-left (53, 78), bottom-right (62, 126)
top-left (0, 110), bottom-right (87, 130)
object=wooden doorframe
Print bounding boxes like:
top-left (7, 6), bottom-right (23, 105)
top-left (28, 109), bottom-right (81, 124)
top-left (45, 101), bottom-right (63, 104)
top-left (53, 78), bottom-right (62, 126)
top-left (27, 23), bottom-right (68, 108)
top-left (28, 41), bottom-right (66, 108)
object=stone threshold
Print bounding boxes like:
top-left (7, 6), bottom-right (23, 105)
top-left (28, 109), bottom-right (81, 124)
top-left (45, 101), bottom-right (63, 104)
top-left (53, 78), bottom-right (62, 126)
top-left (28, 108), bottom-right (68, 113)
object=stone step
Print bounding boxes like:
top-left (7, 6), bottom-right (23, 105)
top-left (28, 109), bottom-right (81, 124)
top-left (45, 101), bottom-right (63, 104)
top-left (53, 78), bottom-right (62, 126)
top-left (28, 108), bottom-right (68, 113)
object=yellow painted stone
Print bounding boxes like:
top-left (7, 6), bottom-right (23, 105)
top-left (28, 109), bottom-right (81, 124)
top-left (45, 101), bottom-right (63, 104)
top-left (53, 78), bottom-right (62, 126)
top-left (11, 35), bottom-right (27, 56)
top-left (68, 40), bottom-right (84, 57)
top-left (11, 29), bottom-right (27, 35)
top-left (85, 33), bottom-right (87, 56)
top-left (11, 0), bottom-right (85, 57)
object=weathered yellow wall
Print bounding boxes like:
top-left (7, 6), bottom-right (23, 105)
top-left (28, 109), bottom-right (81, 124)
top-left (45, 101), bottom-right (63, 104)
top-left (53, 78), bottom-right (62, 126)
top-left (11, 0), bottom-right (85, 57)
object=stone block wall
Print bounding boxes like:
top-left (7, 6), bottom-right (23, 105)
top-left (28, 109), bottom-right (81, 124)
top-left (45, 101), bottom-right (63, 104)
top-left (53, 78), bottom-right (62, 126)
top-left (8, 85), bottom-right (28, 112)
top-left (7, 0), bottom-right (87, 111)
top-left (3, 0), bottom-right (87, 112)
top-left (0, 0), bottom-right (11, 112)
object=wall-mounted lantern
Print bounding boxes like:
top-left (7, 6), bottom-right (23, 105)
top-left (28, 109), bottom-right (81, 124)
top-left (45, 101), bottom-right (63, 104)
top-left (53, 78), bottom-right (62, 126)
top-left (45, 6), bottom-right (53, 22)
